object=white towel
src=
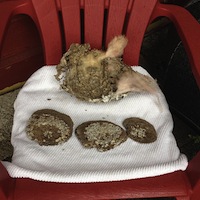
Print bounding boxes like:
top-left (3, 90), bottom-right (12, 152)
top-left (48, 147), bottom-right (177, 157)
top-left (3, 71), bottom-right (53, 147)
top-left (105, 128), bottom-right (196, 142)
top-left (2, 66), bottom-right (188, 183)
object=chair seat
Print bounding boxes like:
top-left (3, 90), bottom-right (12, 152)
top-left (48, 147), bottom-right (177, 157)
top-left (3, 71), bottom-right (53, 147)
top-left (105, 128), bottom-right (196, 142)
top-left (12, 171), bottom-right (190, 200)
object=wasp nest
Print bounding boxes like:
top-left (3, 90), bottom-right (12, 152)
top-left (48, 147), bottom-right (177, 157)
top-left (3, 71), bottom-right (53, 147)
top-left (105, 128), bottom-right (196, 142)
top-left (26, 109), bottom-right (73, 146)
top-left (55, 35), bottom-right (159, 103)
top-left (123, 117), bottom-right (157, 143)
top-left (75, 120), bottom-right (127, 152)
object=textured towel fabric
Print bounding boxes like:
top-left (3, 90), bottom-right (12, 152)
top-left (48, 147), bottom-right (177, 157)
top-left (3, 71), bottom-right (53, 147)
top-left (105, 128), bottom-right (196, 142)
top-left (2, 66), bottom-right (188, 183)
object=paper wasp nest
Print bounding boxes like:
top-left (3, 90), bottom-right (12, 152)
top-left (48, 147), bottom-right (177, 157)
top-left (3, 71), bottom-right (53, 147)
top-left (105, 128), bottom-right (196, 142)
top-left (55, 36), bottom-right (159, 103)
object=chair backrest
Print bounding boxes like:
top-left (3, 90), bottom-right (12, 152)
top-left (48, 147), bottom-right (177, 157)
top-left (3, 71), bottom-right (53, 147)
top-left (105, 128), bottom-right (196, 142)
top-left (1, 0), bottom-right (200, 90)
top-left (56, 0), bottom-right (200, 87)
top-left (57, 0), bottom-right (157, 66)
top-left (0, 0), bottom-right (159, 91)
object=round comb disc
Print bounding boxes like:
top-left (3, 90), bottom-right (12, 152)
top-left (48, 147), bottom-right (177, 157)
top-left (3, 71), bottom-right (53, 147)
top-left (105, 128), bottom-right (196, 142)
top-left (75, 120), bottom-right (127, 152)
top-left (26, 109), bottom-right (73, 146)
top-left (123, 117), bottom-right (157, 143)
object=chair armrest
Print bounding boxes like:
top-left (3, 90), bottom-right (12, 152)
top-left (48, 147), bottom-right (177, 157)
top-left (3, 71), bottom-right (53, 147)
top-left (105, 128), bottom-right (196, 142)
top-left (0, 162), bottom-right (15, 200)
top-left (186, 151), bottom-right (200, 200)
top-left (151, 2), bottom-right (200, 88)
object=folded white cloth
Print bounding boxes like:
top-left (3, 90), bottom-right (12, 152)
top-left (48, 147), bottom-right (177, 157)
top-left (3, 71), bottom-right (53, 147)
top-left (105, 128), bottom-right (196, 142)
top-left (2, 66), bottom-right (188, 183)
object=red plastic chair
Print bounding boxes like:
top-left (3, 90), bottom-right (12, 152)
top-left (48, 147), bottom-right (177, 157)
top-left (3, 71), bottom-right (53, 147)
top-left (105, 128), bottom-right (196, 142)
top-left (0, 0), bottom-right (200, 199)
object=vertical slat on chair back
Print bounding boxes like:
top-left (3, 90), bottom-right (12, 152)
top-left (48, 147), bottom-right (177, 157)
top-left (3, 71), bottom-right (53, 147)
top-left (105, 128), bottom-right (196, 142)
top-left (59, 0), bottom-right (157, 65)
top-left (31, 0), bottom-right (62, 64)
top-left (84, 0), bottom-right (105, 49)
top-left (105, 0), bottom-right (130, 47)
top-left (59, 0), bottom-right (81, 50)
top-left (124, 0), bottom-right (157, 65)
